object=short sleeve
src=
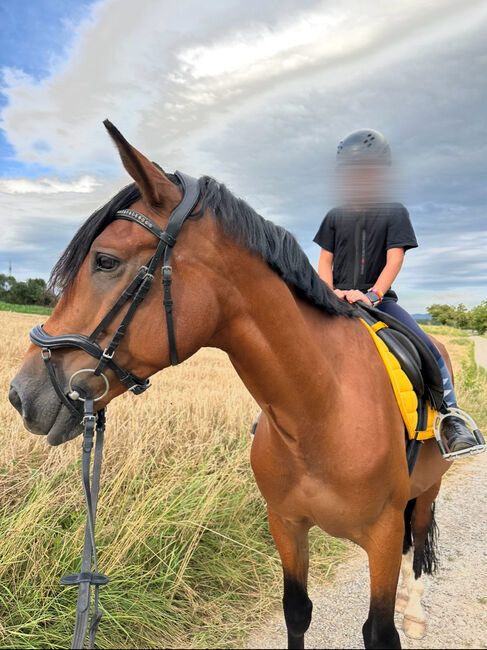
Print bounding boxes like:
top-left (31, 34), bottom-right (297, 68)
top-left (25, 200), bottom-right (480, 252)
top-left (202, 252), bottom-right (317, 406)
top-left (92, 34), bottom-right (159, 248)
top-left (313, 210), bottom-right (335, 253)
top-left (386, 205), bottom-right (418, 251)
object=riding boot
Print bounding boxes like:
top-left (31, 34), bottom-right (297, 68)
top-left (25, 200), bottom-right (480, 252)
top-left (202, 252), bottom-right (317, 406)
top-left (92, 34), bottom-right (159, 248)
top-left (440, 413), bottom-right (479, 453)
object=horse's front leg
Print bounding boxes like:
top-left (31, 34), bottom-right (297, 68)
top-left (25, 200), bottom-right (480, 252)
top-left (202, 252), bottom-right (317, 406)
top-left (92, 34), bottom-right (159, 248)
top-left (361, 504), bottom-right (405, 649)
top-left (267, 507), bottom-right (312, 650)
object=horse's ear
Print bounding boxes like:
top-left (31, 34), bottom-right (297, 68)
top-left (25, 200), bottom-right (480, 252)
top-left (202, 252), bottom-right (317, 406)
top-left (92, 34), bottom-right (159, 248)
top-left (103, 119), bottom-right (180, 208)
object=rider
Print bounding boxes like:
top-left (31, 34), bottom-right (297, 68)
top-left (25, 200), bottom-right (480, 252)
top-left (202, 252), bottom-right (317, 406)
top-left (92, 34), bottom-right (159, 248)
top-left (314, 128), bottom-right (482, 456)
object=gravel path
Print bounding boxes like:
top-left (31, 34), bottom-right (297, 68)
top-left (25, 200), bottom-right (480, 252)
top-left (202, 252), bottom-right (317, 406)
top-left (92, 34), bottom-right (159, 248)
top-left (472, 336), bottom-right (487, 370)
top-left (247, 340), bottom-right (487, 650)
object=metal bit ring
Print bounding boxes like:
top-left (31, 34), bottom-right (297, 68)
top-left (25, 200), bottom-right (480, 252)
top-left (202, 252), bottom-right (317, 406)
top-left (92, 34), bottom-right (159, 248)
top-left (68, 368), bottom-right (109, 403)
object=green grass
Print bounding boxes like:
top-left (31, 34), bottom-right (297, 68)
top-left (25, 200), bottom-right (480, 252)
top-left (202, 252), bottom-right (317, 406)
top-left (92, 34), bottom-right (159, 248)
top-left (423, 325), bottom-right (487, 429)
top-left (0, 432), bottom-right (344, 649)
top-left (0, 300), bottom-right (53, 315)
top-left (422, 324), bottom-right (469, 337)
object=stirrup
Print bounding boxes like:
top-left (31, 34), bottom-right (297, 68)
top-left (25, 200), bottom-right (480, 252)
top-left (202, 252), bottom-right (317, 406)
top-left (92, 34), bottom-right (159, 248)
top-left (433, 407), bottom-right (486, 461)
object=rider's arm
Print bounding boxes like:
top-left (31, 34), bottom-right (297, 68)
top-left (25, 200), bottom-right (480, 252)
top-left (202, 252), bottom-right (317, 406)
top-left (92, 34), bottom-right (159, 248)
top-left (372, 247), bottom-right (405, 295)
top-left (318, 249), bottom-right (334, 287)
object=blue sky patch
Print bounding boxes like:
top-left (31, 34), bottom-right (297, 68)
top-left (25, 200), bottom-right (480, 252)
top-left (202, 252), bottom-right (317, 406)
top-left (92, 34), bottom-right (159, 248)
top-left (0, 0), bottom-right (99, 178)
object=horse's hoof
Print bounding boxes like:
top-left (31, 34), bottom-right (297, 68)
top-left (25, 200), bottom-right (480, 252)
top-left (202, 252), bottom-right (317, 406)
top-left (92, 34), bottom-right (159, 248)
top-left (403, 613), bottom-right (426, 639)
top-left (395, 592), bottom-right (408, 614)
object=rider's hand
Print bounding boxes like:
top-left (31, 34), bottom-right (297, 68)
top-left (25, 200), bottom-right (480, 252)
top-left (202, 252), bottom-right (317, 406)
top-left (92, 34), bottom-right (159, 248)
top-left (333, 289), bottom-right (346, 299)
top-left (343, 290), bottom-right (372, 306)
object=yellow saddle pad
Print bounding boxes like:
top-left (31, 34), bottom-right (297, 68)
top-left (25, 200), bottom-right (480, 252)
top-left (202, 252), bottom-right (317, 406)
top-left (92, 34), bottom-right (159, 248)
top-left (360, 318), bottom-right (436, 441)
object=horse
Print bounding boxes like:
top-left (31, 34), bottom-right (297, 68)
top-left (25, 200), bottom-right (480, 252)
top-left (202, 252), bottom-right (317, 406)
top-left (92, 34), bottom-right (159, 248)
top-left (9, 122), bottom-right (453, 649)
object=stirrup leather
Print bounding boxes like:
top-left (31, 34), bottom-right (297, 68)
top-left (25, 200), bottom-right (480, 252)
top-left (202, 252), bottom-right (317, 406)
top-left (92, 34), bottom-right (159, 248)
top-left (433, 407), bottom-right (486, 461)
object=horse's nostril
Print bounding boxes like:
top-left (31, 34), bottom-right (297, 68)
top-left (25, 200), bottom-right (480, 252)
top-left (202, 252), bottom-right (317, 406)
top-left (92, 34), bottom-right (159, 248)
top-left (9, 385), bottom-right (23, 415)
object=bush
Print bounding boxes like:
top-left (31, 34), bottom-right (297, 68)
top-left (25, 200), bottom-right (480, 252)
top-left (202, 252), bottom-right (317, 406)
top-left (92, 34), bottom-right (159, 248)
top-left (470, 301), bottom-right (487, 335)
top-left (0, 274), bottom-right (57, 307)
top-left (427, 303), bottom-right (457, 326)
top-left (426, 301), bottom-right (487, 335)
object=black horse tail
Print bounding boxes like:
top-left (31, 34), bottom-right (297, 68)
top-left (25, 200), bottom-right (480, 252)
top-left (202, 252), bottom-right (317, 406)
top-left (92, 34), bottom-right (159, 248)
top-left (403, 497), bottom-right (439, 578)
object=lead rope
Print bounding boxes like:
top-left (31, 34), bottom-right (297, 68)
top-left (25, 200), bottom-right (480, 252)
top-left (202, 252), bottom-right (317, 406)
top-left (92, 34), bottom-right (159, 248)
top-left (60, 399), bottom-right (109, 649)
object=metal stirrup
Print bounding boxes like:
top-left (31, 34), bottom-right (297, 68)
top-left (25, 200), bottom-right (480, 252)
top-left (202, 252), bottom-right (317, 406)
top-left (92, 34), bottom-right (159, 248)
top-left (433, 407), bottom-right (486, 460)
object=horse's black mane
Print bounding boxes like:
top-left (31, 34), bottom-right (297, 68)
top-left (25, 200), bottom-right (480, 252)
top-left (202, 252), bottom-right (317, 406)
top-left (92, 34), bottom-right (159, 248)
top-left (50, 173), bottom-right (355, 318)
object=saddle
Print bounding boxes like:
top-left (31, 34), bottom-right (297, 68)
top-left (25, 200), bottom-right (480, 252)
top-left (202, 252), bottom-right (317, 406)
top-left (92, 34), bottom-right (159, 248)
top-left (357, 304), bottom-right (447, 473)
top-left (358, 303), bottom-right (444, 411)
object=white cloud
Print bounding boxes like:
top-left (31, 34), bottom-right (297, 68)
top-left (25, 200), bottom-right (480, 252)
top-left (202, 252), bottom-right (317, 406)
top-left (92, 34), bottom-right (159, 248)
top-left (0, 175), bottom-right (99, 195)
top-left (177, 9), bottom-right (348, 79)
top-left (0, 0), bottom-right (486, 310)
top-left (1, 0), bottom-right (483, 173)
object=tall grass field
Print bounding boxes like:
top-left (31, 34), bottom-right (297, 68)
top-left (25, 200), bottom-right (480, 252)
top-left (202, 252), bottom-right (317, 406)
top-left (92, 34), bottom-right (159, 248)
top-left (0, 315), bottom-right (485, 648)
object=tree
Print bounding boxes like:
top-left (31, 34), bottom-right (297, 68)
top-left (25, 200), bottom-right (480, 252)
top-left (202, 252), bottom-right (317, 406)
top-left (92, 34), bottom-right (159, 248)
top-left (0, 274), bottom-right (57, 306)
top-left (426, 303), bottom-right (457, 325)
top-left (9, 278), bottom-right (47, 305)
top-left (0, 274), bottom-right (17, 302)
top-left (452, 303), bottom-right (471, 329)
top-left (469, 301), bottom-right (487, 335)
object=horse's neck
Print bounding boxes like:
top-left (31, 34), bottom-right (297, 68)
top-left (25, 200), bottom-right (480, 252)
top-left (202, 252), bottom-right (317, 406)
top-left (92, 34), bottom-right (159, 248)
top-left (212, 256), bottom-right (344, 440)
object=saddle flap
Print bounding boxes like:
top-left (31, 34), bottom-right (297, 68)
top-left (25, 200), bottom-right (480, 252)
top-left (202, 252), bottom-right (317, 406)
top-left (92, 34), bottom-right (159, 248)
top-left (378, 328), bottom-right (424, 396)
top-left (358, 303), bottom-right (444, 410)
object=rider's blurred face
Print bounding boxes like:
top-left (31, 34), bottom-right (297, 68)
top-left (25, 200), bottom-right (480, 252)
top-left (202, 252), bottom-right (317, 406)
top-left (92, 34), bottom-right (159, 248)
top-left (337, 163), bottom-right (390, 206)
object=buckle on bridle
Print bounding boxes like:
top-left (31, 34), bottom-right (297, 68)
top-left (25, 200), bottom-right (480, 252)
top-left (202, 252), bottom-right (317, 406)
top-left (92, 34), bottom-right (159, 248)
top-left (102, 347), bottom-right (115, 360)
top-left (129, 379), bottom-right (151, 394)
top-left (41, 348), bottom-right (52, 360)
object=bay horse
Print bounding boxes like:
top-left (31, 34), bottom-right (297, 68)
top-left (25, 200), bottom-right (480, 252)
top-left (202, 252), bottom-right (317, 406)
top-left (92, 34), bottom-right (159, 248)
top-left (9, 122), bottom-right (453, 649)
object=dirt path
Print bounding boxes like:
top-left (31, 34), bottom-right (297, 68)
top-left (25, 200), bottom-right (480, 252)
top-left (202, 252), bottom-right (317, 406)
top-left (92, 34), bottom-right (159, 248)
top-left (472, 336), bottom-right (487, 370)
top-left (247, 342), bottom-right (487, 650)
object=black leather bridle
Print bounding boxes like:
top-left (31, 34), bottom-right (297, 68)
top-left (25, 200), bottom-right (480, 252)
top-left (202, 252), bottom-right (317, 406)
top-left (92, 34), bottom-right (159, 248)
top-left (28, 170), bottom-right (200, 649)
top-left (30, 170), bottom-right (200, 410)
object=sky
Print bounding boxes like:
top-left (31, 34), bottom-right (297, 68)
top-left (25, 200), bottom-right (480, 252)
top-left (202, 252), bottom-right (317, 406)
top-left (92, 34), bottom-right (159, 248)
top-left (0, 0), bottom-right (486, 312)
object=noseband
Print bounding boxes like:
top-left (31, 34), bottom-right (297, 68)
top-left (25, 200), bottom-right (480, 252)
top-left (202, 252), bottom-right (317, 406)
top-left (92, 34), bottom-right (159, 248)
top-left (30, 170), bottom-right (200, 409)
top-left (28, 170), bottom-right (200, 649)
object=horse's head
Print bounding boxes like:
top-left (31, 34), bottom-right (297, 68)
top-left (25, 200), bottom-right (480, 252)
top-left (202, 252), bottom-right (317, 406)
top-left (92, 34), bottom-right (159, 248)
top-left (9, 122), bottom-right (226, 445)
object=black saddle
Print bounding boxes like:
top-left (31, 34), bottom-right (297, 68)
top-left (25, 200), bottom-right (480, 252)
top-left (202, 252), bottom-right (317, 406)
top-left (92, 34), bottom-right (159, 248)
top-left (357, 303), bottom-right (444, 411)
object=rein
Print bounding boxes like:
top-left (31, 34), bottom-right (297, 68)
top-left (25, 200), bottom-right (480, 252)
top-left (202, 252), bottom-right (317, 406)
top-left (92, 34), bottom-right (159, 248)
top-left (59, 400), bottom-right (107, 648)
top-left (28, 170), bottom-right (200, 649)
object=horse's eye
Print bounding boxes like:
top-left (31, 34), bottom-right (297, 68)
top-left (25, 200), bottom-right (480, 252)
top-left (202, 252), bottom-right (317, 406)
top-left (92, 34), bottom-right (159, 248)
top-left (95, 254), bottom-right (119, 272)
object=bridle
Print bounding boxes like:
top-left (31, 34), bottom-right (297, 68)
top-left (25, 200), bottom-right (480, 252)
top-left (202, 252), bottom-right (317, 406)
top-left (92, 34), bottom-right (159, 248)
top-left (28, 170), bottom-right (200, 649)
top-left (30, 170), bottom-right (200, 409)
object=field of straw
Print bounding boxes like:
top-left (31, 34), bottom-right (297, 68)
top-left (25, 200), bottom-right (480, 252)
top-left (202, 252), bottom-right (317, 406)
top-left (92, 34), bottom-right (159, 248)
top-left (0, 311), bottom-right (347, 649)
top-left (0, 313), bottom-right (485, 649)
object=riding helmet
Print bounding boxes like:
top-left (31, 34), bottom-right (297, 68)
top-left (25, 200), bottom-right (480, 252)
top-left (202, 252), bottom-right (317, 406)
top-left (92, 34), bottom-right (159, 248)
top-left (336, 129), bottom-right (391, 166)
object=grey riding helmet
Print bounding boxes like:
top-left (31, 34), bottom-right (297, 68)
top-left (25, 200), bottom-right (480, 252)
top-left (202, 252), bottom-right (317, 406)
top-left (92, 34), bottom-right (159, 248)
top-left (336, 129), bottom-right (391, 166)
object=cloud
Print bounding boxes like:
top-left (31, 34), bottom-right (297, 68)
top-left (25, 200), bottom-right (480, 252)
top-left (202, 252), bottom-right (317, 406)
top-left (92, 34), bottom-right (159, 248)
top-left (0, 0), bottom-right (486, 312)
top-left (0, 175), bottom-right (99, 194)
top-left (2, 0), bottom-right (483, 171)
top-left (176, 9), bottom-right (347, 79)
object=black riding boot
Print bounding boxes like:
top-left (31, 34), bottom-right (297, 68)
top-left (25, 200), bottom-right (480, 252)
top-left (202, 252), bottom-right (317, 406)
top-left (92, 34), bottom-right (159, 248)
top-left (440, 414), bottom-right (479, 453)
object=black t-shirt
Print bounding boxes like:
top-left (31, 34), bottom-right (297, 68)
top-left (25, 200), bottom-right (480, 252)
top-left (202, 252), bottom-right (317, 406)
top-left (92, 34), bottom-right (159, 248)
top-left (313, 202), bottom-right (417, 299)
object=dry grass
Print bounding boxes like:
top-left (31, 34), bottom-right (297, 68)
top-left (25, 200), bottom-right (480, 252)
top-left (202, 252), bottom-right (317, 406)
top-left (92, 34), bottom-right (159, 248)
top-left (0, 312), bottom-right (344, 649)
top-left (0, 316), bottom-right (484, 649)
